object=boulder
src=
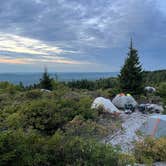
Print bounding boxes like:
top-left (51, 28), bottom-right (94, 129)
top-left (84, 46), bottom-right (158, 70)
top-left (112, 94), bottom-right (137, 109)
top-left (145, 86), bottom-right (156, 93)
top-left (91, 97), bottom-right (120, 113)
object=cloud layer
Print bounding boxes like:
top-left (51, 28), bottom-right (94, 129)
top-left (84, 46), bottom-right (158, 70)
top-left (0, 0), bottom-right (165, 72)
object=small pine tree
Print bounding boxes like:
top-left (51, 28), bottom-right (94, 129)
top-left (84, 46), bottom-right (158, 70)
top-left (119, 39), bottom-right (143, 95)
top-left (19, 81), bottom-right (24, 90)
top-left (39, 68), bottom-right (53, 90)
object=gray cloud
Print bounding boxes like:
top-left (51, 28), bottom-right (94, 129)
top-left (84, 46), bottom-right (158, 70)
top-left (0, 0), bottom-right (165, 71)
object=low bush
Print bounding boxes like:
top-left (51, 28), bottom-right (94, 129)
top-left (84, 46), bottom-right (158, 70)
top-left (117, 153), bottom-right (135, 166)
top-left (157, 82), bottom-right (166, 98)
top-left (0, 130), bottom-right (135, 166)
top-left (64, 115), bottom-right (108, 139)
top-left (24, 90), bottom-right (42, 99)
top-left (134, 137), bottom-right (166, 163)
top-left (0, 93), bottom-right (97, 135)
top-left (0, 129), bottom-right (46, 166)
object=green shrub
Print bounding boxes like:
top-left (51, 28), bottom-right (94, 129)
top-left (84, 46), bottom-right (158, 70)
top-left (0, 130), bottom-right (136, 166)
top-left (117, 153), bottom-right (135, 166)
top-left (0, 95), bottom-right (96, 135)
top-left (158, 82), bottom-right (166, 98)
top-left (24, 90), bottom-right (42, 99)
top-left (0, 82), bottom-right (22, 94)
top-left (157, 82), bottom-right (166, 112)
top-left (64, 115), bottom-right (108, 139)
top-left (134, 137), bottom-right (166, 163)
top-left (0, 130), bottom-right (46, 166)
top-left (19, 100), bottom-right (62, 134)
top-left (46, 133), bottom-right (119, 166)
top-left (0, 82), bottom-right (138, 166)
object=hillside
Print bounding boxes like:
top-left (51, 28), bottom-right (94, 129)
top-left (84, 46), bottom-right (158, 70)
top-left (0, 70), bottom-right (165, 165)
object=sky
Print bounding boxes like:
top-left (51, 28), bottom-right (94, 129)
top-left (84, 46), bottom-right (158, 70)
top-left (0, 0), bottom-right (165, 72)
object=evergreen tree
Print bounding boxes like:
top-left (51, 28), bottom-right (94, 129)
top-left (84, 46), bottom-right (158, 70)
top-left (19, 81), bottom-right (24, 90)
top-left (39, 68), bottom-right (53, 90)
top-left (119, 38), bottom-right (143, 95)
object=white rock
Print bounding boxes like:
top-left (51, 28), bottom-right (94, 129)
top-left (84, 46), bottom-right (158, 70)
top-left (91, 97), bottom-right (120, 113)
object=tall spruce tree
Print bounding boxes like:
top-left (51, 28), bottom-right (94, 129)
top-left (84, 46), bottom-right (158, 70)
top-left (39, 68), bottom-right (53, 90)
top-left (119, 38), bottom-right (143, 95)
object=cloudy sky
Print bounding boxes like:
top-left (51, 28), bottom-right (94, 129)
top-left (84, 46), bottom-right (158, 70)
top-left (0, 0), bottom-right (165, 72)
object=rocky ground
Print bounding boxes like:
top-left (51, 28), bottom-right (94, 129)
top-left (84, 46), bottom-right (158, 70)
top-left (102, 111), bottom-right (166, 165)
top-left (103, 111), bottom-right (149, 152)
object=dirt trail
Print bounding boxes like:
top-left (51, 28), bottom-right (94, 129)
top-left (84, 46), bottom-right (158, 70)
top-left (104, 111), bottom-right (149, 152)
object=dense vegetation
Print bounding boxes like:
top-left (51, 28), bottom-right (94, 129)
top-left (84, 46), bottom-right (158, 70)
top-left (134, 137), bottom-right (166, 164)
top-left (0, 80), bottom-right (135, 166)
top-left (66, 70), bottom-right (166, 98)
top-left (143, 70), bottom-right (166, 86)
top-left (0, 67), bottom-right (165, 165)
top-left (66, 77), bottom-right (119, 92)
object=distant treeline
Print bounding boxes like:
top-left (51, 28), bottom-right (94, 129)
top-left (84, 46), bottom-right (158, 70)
top-left (66, 70), bottom-right (166, 90)
top-left (16, 69), bottom-right (166, 91)
top-left (66, 77), bottom-right (119, 90)
top-left (143, 70), bottom-right (166, 86)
